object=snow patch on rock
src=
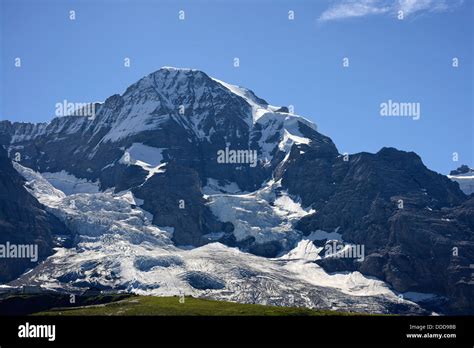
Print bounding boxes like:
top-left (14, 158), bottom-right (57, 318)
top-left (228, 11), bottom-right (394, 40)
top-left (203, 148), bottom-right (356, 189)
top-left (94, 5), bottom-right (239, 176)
top-left (448, 173), bottom-right (474, 195)
top-left (120, 143), bottom-right (166, 181)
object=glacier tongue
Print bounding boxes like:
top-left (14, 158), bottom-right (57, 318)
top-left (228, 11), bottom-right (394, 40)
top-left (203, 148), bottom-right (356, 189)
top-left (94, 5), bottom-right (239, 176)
top-left (10, 163), bottom-right (426, 314)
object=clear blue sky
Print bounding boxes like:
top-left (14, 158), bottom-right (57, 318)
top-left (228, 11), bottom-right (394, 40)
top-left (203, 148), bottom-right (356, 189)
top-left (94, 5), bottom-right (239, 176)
top-left (1, 0), bottom-right (472, 174)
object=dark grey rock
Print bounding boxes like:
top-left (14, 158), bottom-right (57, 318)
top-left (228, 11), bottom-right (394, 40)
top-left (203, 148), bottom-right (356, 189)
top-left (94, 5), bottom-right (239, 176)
top-left (0, 147), bottom-right (70, 282)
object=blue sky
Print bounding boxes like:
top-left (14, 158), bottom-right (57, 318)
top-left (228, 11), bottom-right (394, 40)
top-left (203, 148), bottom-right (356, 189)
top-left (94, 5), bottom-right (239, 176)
top-left (0, 0), bottom-right (472, 174)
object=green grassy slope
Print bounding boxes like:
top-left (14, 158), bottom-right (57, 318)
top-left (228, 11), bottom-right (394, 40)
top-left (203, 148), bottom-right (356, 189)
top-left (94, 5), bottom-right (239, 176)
top-left (35, 296), bottom-right (360, 316)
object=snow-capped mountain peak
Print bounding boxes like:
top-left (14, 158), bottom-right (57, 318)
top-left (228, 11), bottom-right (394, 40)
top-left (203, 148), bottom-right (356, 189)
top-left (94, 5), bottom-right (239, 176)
top-left (2, 67), bottom-right (471, 314)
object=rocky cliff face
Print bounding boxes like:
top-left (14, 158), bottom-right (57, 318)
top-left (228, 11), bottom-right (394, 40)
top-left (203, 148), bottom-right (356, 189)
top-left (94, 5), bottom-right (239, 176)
top-left (0, 67), bottom-right (472, 313)
top-left (279, 145), bottom-right (473, 314)
top-left (0, 147), bottom-right (69, 282)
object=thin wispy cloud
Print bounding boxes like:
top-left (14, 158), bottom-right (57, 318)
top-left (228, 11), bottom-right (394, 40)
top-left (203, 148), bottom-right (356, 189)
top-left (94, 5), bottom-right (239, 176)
top-left (318, 0), bottom-right (464, 22)
top-left (319, 0), bottom-right (390, 22)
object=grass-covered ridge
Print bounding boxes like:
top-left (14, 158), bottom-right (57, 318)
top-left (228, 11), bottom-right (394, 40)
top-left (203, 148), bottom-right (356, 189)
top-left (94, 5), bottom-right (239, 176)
top-left (35, 295), bottom-right (361, 316)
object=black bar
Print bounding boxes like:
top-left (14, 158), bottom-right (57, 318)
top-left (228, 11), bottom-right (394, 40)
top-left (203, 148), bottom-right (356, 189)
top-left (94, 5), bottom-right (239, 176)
top-left (0, 315), bottom-right (472, 346)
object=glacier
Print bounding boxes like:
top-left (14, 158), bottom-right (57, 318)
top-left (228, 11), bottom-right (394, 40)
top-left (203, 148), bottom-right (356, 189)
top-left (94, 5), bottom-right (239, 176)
top-left (8, 162), bottom-right (430, 314)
